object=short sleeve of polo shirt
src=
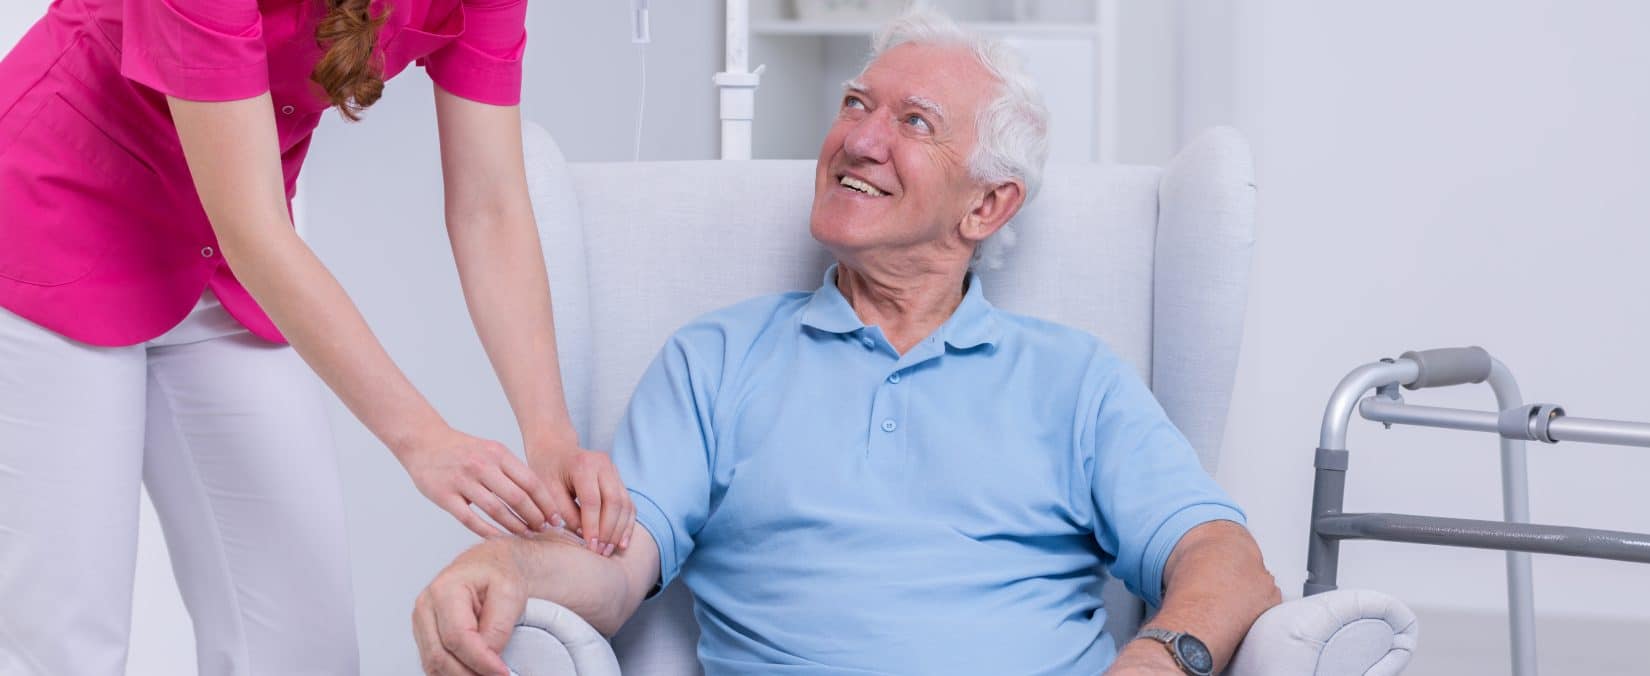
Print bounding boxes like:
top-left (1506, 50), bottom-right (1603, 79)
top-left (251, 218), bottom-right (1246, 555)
top-left (610, 324), bottom-right (722, 590)
top-left (120, 0), bottom-right (271, 101)
top-left (424, 0), bottom-right (528, 105)
top-left (1081, 349), bottom-right (1247, 608)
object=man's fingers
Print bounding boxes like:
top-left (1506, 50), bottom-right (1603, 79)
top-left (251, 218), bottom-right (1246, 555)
top-left (574, 471), bottom-right (603, 552)
top-left (477, 584), bottom-right (524, 654)
top-left (414, 592), bottom-right (480, 676)
top-left (443, 496), bottom-right (503, 540)
top-left (480, 468), bottom-right (546, 532)
top-left (432, 582), bottom-right (510, 676)
top-left (501, 456), bottom-right (565, 530)
top-left (463, 483), bottom-right (531, 537)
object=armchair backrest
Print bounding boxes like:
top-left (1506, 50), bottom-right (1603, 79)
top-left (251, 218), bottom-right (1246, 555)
top-left (524, 124), bottom-right (1255, 674)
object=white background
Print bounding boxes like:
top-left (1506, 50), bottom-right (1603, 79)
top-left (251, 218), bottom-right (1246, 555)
top-left (3, 1), bottom-right (1647, 674)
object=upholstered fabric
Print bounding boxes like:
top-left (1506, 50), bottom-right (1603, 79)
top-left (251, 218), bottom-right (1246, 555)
top-left (504, 599), bottom-right (623, 676)
top-left (515, 590), bottom-right (1419, 676)
top-left (1227, 589), bottom-right (1419, 676)
top-left (522, 123), bottom-right (594, 442)
top-left (502, 125), bottom-right (1395, 676)
top-left (1152, 126), bottom-right (1257, 475)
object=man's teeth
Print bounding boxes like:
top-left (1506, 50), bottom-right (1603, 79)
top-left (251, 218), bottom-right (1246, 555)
top-left (840, 176), bottom-right (886, 196)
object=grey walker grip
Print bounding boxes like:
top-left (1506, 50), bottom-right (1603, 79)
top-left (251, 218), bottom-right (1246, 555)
top-left (1400, 346), bottom-right (1492, 390)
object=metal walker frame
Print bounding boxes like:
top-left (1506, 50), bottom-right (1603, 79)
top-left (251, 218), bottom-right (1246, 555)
top-left (1307, 346), bottom-right (1650, 676)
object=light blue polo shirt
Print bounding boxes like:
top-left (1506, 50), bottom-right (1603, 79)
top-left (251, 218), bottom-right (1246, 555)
top-left (613, 265), bottom-right (1244, 675)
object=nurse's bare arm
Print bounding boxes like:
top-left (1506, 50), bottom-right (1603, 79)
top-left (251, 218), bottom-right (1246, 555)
top-left (166, 94), bottom-right (560, 539)
top-left (430, 85), bottom-right (636, 555)
top-left (412, 525), bottom-right (661, 676)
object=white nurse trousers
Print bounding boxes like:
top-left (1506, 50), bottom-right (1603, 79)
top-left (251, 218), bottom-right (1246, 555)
top-left (0, 292), bottom-right (358, 675)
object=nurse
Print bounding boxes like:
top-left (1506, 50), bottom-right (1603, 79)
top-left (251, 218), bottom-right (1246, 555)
top-left (0, 0), bottom-right (634, 673)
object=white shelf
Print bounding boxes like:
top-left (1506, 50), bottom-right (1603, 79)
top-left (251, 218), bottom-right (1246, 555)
top-left (751, 19), bottom-right (1098, 38)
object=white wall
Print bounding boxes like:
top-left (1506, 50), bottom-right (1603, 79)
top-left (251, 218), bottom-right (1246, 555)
top-left (1210, 1), bottom-right (1650, 672)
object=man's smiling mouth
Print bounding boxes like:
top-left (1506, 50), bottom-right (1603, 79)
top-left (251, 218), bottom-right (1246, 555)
top-left (838, 174), bottom-right (887, 197)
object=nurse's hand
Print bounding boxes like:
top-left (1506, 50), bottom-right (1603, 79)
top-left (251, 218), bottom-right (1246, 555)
top-left (399, 426), bottom-right (560, 539)
top-left (528, 444), bottom-right (636, 557)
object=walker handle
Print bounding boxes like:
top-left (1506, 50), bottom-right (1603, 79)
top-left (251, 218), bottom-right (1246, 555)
top-left (1399, 346), bottom-right (1492, 390)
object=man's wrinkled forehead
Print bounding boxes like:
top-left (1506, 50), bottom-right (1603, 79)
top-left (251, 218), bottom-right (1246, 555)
top-left (843, 78), bottom-right (948, 124)
top-left (853, 43), bottom-right (996, 125)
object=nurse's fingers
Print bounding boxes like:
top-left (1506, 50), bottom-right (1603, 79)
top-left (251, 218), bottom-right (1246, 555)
top-left (501, 454), bottom-right (564, 531)
top-left (463, 483), bottom-right (531, 537)
top-left (598, 473), bottom-right (626, 556)
top-left (442, 495), bottom-right (503, 540)
top-left (480, 467), bottom-right (547, 534)
top-left (574, 470), bottom-right (603, 553)
top-left (620, 502), bottom-right (637, 550)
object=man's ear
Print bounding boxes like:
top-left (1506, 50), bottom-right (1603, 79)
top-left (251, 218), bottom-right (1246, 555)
top-left (960, 179), bottom-right (1027, 244)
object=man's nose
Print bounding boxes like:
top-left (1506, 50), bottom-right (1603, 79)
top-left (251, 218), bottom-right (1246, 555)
top-left (843, 110), bottom-right (894, 164)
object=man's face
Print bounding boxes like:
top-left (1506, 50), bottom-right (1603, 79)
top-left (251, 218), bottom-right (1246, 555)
top-left (810, 42), bottom-right (1000, 260)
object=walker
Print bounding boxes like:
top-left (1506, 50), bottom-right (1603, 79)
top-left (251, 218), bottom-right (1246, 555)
top-left (1306, 346), bottom-right (1650, 676)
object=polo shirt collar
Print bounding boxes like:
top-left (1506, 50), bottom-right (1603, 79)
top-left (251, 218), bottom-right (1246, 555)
top-left (800, 264), bottom-right (1001, 349)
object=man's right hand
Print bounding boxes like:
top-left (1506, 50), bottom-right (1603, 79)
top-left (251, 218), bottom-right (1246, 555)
top-left (413, 540), bottom-right (527, 676)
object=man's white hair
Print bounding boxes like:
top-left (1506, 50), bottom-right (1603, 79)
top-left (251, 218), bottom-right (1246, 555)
top-left (863, 5), bottom-right (1051, 270)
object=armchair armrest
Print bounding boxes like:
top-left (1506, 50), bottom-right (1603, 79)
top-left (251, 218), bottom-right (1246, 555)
top-left (502, 599), bottom-right (621, 676)
top-left (1226, 589), bottom-right (1417, 676)
top-left (501, 591), bottom-right (1417, 675)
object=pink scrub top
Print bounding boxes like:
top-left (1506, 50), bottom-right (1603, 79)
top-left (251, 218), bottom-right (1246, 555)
top-left (0, 0), bottom-right (526, 346)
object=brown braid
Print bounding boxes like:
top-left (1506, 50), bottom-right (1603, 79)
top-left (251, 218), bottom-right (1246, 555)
top-left (310, 0), bottom-right (389, 121)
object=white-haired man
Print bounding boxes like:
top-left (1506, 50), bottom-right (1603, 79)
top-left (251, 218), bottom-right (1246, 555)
top-left (413, 9), bottom-right (1279, 676)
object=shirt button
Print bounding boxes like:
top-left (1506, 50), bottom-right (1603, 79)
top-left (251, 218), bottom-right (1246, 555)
top-left (881, 419), bottom-right (897, 433)
top-left (280, 105), bottom-right (296, 115)
top-left (861, 336), bottom-right (875, 349)
top-left (201, 246), bottom-right (215, 258)
top-left (887, 372), bottom-right (901, 384)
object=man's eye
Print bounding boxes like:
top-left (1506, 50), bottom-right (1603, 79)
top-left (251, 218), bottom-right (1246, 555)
top-left (905, 114), bottom-right (931, 132)
top-left (843, 96), bottom-right (866, 110)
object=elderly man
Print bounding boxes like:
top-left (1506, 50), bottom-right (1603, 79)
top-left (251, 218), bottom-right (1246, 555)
top-left (413, 9), bottom-right (1279, 676)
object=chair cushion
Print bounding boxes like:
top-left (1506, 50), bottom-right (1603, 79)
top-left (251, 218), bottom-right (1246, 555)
top-left (570, 160), bottom-right (1162, 450)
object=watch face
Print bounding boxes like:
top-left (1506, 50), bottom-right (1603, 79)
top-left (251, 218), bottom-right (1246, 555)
top-left (1173, 634), bottom-right (1214, 675)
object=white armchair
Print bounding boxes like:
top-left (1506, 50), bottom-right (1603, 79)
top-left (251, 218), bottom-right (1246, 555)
top-left (506, 123), bottom-right (1418, 675)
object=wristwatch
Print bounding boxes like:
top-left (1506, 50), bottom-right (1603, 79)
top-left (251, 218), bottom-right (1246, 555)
top-left (1136, 627), bottom-right (1214, 676)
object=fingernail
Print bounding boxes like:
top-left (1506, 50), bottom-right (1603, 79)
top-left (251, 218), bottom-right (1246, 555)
top-left (551, 514), bottom-right (566, 528)
top-left (605, 543), bottom-right (615, 556)
top-left (622, 536), bottom-right (630, 548)
top-left (591, 539), bottom-right (601, 551)
top-left (537, 522), bottom-right (552, 532)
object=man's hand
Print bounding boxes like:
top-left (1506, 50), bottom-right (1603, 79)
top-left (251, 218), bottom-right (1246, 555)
top-left (1103, 639), bottom-right (1185, 675)
top-left (528, 444), bottom-right (637, 556)
top-left (413, 540), bottom-right (527, 676)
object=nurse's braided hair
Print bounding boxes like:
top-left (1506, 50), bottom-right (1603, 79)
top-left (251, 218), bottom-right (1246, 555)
top-left (311, 0), bottom-right (387, 121)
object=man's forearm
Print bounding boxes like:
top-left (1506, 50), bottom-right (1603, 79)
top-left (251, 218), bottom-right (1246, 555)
top-left (507, 528), bottom-right (661, 636)
top-left (1121, 520), bottom-right (1280, 673)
